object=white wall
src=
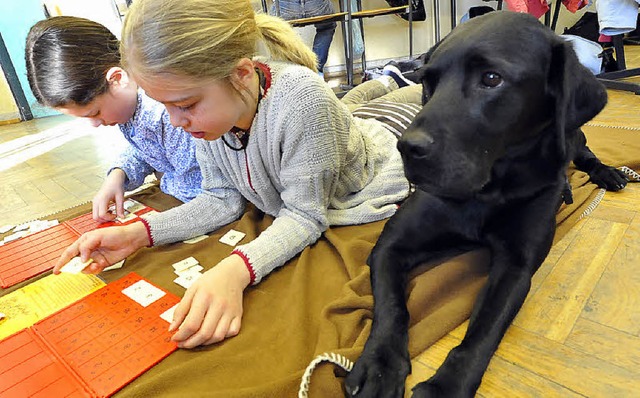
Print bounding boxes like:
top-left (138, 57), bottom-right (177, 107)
top-left (322, 0), bottom-right (597, 71)
top-left (33, 0), bottom-right (598, 83)
top-left (43, 0), bottom-right (125, 38)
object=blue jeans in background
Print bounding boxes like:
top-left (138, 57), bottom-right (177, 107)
top-left (271, 0), bottom-right (337, 72)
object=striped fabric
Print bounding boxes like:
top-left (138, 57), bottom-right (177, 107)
top-left (352, 102), bottom-right (422, 137)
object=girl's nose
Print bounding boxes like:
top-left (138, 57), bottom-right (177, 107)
top-left (168, 110), bottom-right (188, 129)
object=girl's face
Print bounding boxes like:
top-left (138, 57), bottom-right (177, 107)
top-left (57, 76), bottom-right (138, 127)
top-left (138, 65), bottom-right (258, 141)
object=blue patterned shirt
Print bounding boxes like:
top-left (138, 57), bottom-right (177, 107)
top-left (111, 91), bottom-right (202, 202)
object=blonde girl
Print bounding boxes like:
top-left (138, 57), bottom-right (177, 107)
top-left (56, 0), bottom-right (413, 349)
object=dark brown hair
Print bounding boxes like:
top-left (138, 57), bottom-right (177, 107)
top-left (25, 16), bottom-right (120, 107)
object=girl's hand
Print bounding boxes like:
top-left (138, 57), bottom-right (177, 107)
top-left (53, 222), bottom-right (150, 274)
top-left (93, 168), bottom-right (127, 222)
top-left (169, 254), bottom-right (251, 348)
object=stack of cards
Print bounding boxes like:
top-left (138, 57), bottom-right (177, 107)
top-left (109, 199), bottom-right (157, 223)
top-left (172, 257), bottom-right (204, 289)
top-left (0, 219), bottom-right (59, 245)
top-left (171, 229), bottom-right (247, 289)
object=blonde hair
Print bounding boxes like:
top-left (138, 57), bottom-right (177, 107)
top-left (121, 0), bottom-right (318, 87)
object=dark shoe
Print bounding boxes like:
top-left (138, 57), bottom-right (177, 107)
top-left (599, 47), bottom-right (619, 73)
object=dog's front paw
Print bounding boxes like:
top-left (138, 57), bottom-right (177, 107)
top-left (411, 375), bottom-right (475, 398)
top-left (344, 344), bottom-right (410, 398)
top-left (411, 348), bottom-right (478, 398)
top-left (588, 165), bottom-right (629, 191)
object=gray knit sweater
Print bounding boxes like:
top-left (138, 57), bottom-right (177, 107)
top-left (141, 60), bottom-right (410, 284)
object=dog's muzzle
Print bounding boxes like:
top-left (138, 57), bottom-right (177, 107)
top-left (397, 129), bottom-right (434, 161)
top-left (398, 127), bottom-right (492, 198)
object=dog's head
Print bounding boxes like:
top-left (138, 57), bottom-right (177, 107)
top-left (399, 11), bottom-right (607, 198)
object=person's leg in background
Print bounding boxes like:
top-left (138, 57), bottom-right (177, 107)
top-left (313, 20), bottom-right (337, 72)
top-left (341, 63), bottom-right (421, 136)
top-left (370, 85), bottom-right (421, 105)
top-left (341, 73), bottom-right (419, 112)
top-left (341, 76), bottom-right (400, 111)
top-left (272, 0), bottom-right (337, 73)
top-left (345, 82), bottom-right (422, 137)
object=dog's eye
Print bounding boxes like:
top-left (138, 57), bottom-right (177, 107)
top-left (481, 72), bottom-right (503, 88)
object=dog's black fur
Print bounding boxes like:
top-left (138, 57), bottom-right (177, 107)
top-left (344, 11), bottom-right (628, 398)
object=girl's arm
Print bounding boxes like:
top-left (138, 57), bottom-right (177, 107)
top-left (110, 145), bottom-right (155, 190)
top-left (167, 75), bottom-right (347, 347)
top-left (234, 71), bottom-right (351, 284)
top-left (140, 140), bottom-right (246, 244)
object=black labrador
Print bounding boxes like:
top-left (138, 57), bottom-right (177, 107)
top-left (345, 11), bottom-right (628, 398)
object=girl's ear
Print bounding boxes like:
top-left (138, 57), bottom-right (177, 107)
top-left (106, 67), bottom-right (131, 88)
top-left (230, 58), bottom-right (256, 90)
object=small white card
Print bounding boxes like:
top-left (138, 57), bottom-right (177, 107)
top-left (13, 223), bottom-right (30, 232)
top-left (28, 219), bottom-right (58, 232)
top-left (59, 257), bottom-right (94, 274)
top-left (173, 272), bottom-right (202, 289)
top-left (174, 264), bottom-right (203, 276)
top-left (219, 229), bottom-right (246, 247)
top-left (171, 256), bottom-right (200, 272)
top-left (160, 304), bottom-right (178, 324)
top-left (122, 280), bottom-right (166, 307)
top-left (0, 225), bottom-right (13, 234)
top-left (183, 235), bottom-right (208, 244)
top-left (123, 199), bottom-right (145, 213)
top-left (103, 259), bottom-right (125, 272)
top-left (2, 231), bottom-right (28, 244)
top-left (116, 212), bottom-right (138, 223)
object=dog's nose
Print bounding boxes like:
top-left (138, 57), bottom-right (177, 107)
top-left (398, 130), bottom-right (434, 159)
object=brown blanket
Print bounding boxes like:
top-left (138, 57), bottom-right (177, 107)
top-left (1, 124), bottom-right (636, 397)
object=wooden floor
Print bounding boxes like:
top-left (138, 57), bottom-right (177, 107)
top-left (0, 116), bottom-right (128, 226)
top-left (1, 49), bottom-right (640, 397)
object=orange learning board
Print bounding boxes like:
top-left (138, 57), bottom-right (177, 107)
top-left (0, 206), bottom-right (154, 288)
top-left (0, 273), bottom-right (179, 397)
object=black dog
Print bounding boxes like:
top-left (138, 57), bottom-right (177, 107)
top-left (345, 11), bottom-right (628, 398)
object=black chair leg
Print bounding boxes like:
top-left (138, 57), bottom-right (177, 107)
top-left (597, 35), bottom-right (640, 95)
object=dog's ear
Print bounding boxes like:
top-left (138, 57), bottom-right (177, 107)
top-left (548, 39), bottom-right (607, 158)
top-left (420, 68), bottom-right (430, 105)
top-left (418, 39), bottom-right (445, 105)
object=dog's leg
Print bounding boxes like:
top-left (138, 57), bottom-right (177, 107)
top-left (572, 129), bottom-right (628, 191)
top-left (345, 192), bottom-right (474, 398)
top-left (412, 192), bottom-right (559, 398)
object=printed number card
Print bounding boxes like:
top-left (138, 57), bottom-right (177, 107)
top-left (0, 273), bottom-right (179, 398)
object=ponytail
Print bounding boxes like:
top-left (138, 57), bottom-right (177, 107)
top-left (255, 13), bottom-right (318, 72)
top-left (122, 0), bottom-right (319, 84)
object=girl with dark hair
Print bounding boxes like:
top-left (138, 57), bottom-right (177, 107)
top-left (25, 16), bottom-right (202, 221)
